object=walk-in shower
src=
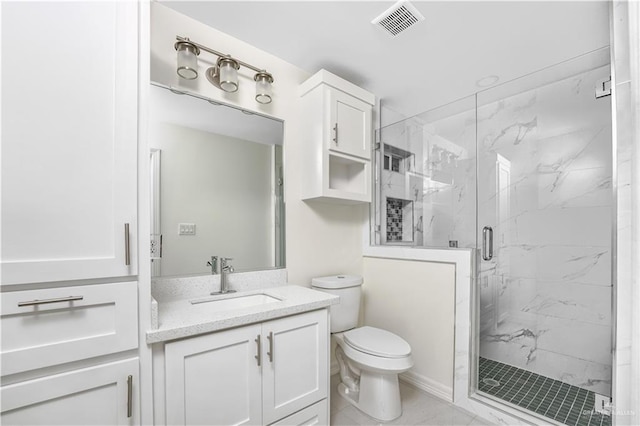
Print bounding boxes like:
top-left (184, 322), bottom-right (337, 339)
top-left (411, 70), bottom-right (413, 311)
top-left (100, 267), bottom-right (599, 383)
top-left (373, 48), bottom-right (613, 426)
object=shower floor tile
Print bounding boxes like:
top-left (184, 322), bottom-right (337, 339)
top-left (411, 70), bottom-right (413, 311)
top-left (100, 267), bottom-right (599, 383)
top-left (478, 357), bottom-right (611, 426)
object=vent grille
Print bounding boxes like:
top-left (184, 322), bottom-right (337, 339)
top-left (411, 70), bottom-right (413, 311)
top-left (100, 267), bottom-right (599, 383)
top-left (372, 1), bottom-right (425, 36)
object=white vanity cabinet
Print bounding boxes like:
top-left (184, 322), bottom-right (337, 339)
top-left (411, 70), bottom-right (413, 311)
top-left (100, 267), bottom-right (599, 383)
top-left (1, 358), bottom-right (139, 426)
top-left (299, 70), bottom-right (375, 204)
top-left (1, 1), bottom-right (138, 285)
top-left (163, 309), bottom-right (329, 425)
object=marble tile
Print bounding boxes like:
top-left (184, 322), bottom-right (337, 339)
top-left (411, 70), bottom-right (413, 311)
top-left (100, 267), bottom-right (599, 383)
top-left (531, 349), bottom-right (612, 396)
top-left (520, 281), bottom-right (611, 326)
top-left (513, 206), bottom-right (611, 248)
top-left (536, 316), bottom-right (611, 365)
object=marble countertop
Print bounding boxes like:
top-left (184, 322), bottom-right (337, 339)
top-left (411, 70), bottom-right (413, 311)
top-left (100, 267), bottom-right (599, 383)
top-left (146, 285), bottom-right (339, 344)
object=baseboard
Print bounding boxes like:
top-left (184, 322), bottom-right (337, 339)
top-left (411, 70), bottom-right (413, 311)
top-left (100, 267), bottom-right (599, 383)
top-left (399, 371), bottom-right (453, 403)
top-left (330, 362), bottom-right (453, 404)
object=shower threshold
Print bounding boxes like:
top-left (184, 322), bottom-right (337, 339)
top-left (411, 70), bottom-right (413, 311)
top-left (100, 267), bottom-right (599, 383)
top-left (478, 357), bottom-right (611, 426)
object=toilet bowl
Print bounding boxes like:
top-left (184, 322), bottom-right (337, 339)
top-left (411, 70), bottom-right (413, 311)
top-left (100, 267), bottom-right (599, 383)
top-left (334, 327), bottom-right (413, 421)
top-left (310, 275), bottom-right (413, 422)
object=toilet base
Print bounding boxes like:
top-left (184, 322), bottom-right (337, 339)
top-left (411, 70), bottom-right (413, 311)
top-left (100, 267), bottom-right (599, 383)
top-left (337, 370), bottom-right (403, 422)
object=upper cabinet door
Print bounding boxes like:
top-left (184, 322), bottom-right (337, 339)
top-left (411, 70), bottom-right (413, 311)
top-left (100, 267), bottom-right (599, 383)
top-left (1, 2), bottom-right (138, 285)
top-left (328, 87), bottom-right (372, 160)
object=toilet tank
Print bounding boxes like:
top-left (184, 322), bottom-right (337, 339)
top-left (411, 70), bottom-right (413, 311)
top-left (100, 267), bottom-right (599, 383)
top-left (311, 275), bottom-right (363, 333)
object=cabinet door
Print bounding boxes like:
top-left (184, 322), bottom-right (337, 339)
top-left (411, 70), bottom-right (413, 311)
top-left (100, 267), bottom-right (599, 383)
top-left (262, 310), bottom-right (329, 424)
top-left (0, 358), bottom-right (139, 425)
top-left (165, 325), bottom-right (262, 426)
top-left (328, 88), bottom-right (372, 160)
top-left (1, 1), bottom-right (138, 285)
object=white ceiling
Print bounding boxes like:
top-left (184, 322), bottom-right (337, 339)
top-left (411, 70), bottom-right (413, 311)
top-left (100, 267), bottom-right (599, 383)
top-left (161, 1), bottom-right (610, 119)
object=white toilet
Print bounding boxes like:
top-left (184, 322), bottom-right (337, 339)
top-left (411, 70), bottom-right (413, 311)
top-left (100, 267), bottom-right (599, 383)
top-left (311, 275), bottom-right (413, 422)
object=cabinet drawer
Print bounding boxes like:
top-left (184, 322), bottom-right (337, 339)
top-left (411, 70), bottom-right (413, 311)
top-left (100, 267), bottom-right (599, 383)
top-left (1, 282), bottom-right (138, 376)
top-left (1, 357), bottom-right (139, 425)
top-left (269, 399), bottom-right (328, 426)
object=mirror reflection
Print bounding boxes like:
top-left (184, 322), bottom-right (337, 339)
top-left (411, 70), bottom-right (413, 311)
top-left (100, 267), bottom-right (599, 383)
top-left (149, 84), bottom-right (285, 277)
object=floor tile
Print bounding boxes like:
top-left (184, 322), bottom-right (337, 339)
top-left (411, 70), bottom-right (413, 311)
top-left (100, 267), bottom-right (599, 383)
top-left (330, 374), bottom-right (490, 426)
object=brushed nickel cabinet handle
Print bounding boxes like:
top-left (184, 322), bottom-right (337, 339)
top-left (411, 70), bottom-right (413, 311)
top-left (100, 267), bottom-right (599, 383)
top-left (333, 123), bottom-right (338, 145)
top-left (255, 335), bottom-right (261, 366)
top-left (18, 295), bottom-right (84, 307)
top-left (127, 375), bottom-right (133, 418)
top-left (267, 331), bottom-right (274, 363)
top-left (124, 223), bottom-right (131, 266)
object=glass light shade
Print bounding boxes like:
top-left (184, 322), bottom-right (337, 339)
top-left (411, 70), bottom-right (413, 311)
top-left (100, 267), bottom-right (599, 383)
top-left (176, 42), bottom-right (199, 80)
top-left (218, 58), bottom-right (239, 92)
top-left (255, 72), bottom-right (273, 104)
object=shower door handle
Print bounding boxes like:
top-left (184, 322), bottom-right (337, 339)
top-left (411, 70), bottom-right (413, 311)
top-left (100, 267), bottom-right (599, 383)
top-left (482, 226), bottom-right (493, 261)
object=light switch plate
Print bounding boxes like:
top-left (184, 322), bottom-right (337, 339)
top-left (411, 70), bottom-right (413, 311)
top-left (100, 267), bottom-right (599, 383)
top-left (178, 223), bottom-right (196, 235)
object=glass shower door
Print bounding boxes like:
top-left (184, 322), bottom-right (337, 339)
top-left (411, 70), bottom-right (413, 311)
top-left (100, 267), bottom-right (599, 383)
top-left (475, 62), bottom-right (613, 425)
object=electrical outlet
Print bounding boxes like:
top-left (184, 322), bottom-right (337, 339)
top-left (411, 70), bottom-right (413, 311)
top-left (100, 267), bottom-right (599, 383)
top-left (178, 223), bottom-right (196, 235)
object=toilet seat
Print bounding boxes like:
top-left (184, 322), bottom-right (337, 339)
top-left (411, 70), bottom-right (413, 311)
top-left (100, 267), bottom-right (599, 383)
top-left (344, 326), bottom-right (411, 358)
top-left (334, 330), bottom-right (413, 374)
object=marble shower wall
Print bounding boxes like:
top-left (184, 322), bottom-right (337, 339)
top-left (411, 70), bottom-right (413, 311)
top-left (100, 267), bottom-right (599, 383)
top-left (477, 66), bottom-right (613, 396)
top-left (378, 97), bottom-right (476, 248)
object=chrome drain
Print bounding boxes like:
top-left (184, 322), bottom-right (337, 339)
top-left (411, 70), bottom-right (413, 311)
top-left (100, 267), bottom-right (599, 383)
top-left (482, 378), bottom-right (501, 387)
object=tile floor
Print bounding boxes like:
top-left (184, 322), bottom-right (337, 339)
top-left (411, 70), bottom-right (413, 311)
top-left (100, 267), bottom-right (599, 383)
top-left (478, 357), bottom-right (611, 426)
top-left (330, 374), bottom-right (492, 426)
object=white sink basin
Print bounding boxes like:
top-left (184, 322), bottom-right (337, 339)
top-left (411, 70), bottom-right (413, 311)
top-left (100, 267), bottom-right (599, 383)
top-left (190, 293), bottom-right (282, 310)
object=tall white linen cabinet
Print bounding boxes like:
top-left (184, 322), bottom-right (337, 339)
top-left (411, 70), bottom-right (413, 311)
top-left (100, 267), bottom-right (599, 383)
top-left (1, 2), bottom-right (142, 424)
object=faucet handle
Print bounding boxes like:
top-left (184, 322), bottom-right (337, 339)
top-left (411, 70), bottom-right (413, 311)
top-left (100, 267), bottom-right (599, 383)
top-left (220, 257), bottom-right (234, 271)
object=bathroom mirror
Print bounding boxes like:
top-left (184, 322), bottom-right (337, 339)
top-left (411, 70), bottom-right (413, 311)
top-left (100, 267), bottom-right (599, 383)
top-left (149, 83), bottom-right (285, 277)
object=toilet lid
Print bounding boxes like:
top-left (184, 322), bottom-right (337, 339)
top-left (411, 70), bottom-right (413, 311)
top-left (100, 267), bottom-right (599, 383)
top-left (344, 326), bottom-right (411, 359)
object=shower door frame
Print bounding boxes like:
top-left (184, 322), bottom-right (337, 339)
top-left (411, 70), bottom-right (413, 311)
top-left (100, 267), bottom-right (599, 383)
top-left (467, 53), bottom-right (616, 425)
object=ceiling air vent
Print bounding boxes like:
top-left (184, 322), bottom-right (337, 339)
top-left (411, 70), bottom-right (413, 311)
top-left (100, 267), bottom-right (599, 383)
top-left (372, 1), bottom-right (425, 37)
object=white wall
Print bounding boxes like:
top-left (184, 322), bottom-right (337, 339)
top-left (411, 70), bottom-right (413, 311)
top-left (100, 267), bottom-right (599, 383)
top-left (611, 1), bottom-right (640, 423)
top-left (150, 3), bottom-right (366, 285)
top-left (150, 123), bottom-right (274, 275)
top-left (362, 256), bottom-right (456, 400)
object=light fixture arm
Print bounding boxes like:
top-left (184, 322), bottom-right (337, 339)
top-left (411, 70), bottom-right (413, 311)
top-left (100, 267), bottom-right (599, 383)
top-left (176, 35), bottom-right (267, 75)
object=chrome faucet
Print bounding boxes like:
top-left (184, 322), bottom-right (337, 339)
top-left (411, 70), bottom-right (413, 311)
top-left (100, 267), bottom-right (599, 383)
top-left (211, 257), bottom-right (235, 295)
top-left (206, 256), bottom-right (218, 275)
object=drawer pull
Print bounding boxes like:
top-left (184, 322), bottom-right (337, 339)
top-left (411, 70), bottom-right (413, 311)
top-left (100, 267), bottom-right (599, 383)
top-left (18, 295), bottom-right (84, 307)
top-left (127, 375), bottom-right (133, 418)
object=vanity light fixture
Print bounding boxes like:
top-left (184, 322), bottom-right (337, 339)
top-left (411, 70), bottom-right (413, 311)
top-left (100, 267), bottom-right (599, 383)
top-left (174, 35), bottom-right (275, 104)
top-left (175, 39), bottom-right (200, 80)
top-left (254, 70), bottom-right (274, 104)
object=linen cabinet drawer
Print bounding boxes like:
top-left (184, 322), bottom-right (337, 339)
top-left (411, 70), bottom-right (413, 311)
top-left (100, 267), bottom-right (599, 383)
top-left (1, 282), bottom-right (138, 376)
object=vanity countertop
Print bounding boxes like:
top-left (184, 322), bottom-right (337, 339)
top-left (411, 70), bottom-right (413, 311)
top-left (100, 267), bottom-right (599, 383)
top-left (146, 285), bottom-right (338, 344)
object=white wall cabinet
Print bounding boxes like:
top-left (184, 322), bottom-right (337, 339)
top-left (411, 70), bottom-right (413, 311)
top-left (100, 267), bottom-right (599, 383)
top-left (1, 358), bottom-right (139, 426)
top-left (164, 310), bottom-right (329, 425)
top-left (299, 70), bottom-right (375, 204)
top-left (1, 1), bottom-right (139, 285)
